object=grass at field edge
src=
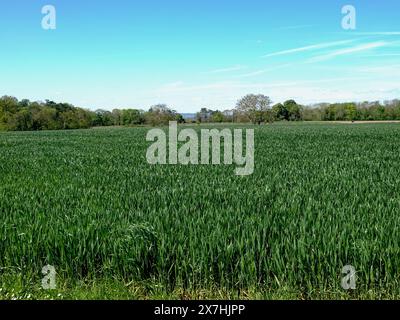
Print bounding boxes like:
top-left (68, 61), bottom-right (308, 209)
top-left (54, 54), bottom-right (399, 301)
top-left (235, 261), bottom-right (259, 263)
top-left (0, 275), bottom-right (398, 300)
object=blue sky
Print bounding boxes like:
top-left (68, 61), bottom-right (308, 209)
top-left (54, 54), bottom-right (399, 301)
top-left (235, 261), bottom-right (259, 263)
top-left (0, 0), bottom-right (399, 112)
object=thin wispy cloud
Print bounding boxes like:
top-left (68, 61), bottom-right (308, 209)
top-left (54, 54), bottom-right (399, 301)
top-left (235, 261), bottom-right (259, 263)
top-left (261, 40), bottom-right (355, 58)
top-left (353, 32), bottom-right (400, 36)
top-left (157, 77), bottom-right (369, 93)
top-left (356, 64), bottom-right (400, 76)
top-left (361, 53), bottom-right (400, 57)
top-left (308, 41), bottom-right (388, 62)
top-left (203, 65), bottom-right (246, 74)
top-left (234, 64), bottom-right (292, 78)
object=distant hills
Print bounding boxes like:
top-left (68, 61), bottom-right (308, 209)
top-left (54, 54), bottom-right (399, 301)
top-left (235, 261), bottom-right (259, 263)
top-left (181, 113), bottom-right (197, 120)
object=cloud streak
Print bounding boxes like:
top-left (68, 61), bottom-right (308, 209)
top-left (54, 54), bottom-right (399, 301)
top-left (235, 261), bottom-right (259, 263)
top-left (308, 41), bottom-right (388, 62)
top-left (234, 64), bottom-right (292, 78)
top-left (203, 65), bottom-right (246, 74)
top-left (261, 40), bottom-right (355, 58)
top-left (353, 32), bottom-right (400, 36)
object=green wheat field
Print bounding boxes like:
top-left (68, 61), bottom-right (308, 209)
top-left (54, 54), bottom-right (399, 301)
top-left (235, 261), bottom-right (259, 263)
top-left (1, 122), bottom-right (400, 300)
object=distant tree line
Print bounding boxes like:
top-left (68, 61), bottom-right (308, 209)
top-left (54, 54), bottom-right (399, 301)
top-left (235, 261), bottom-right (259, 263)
top-left (0, 97), bottom-right (183, 131)
top-left (195, 95), bottom-right (400, 124)
top-left (92, 104), bottom-right (184, 127)
top-left (1, 95), bottom-right (400, 131)
top-left (0, 96), bottom-right (93, 131)
top-left (302, 100), bottom-right (400, 121)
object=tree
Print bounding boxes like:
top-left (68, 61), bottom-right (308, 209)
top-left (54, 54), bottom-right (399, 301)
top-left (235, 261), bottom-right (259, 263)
top-left (145, 104), bottom-right (179, 126)
top-left (301, 106), bottom-right (322, 121)
top-left (19, 99), bottom-right (30, 108)
top-left (33, 107), bottom-right (59, 130)
top-left (263, 109), bottom-right (275, 124)
top-left (211, 110), bottom-right (224, 123)
top-left (235, 94), bottom-right (272, 124)
top-left (74, 108), bottom-right (93, 129)
top-left (272, 103), bottom-right (289, 121)
top-left (93, 109), bottom-right (113, 127)
top-left (122, 109), bottom-right (144, 125)
top-left (111, 109), bottom-right (123, 126)
top-left (13, 108), bottom-right (33, 131)
top-left (196, 108), bottom-right (213, 123)
top-left (175, 113), bottom-right (185, 124)
top-left (344, 103), bottom-right (357, 121)
top-left (223, 110), bottom-right (234, 122)
top-left (0, 96), bottom-right (19, 130)
top-left (322, 104), bottom-right (336, 121)
top-left (284, 100), bottom-right (302, 121)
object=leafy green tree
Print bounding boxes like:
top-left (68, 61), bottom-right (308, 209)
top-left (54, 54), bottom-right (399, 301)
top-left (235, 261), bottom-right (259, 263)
top-left (111, 109), bottom-right (123, 126)
top-left (211, 111), bottom-right (224, 123)
top-left (284, 100), bottom-right (302, 121)
top-left (75, 108), bottom-right (93, 129)
top-left (272, 103), bottom-right (289, 121)
top-left (344, 103), bottom-right (357, 121)
top-left (93, 109), bottom-right (114, 126)
top-left (0, 96), bottom-right (19, 130)
top-left (19, 99), bottom-right (31, 108)
top-left (145, 104), bottom-right (179, 126)
top-left (175, 113), bottom-right (185, 124)
top-left (34, 107), bottom-right (59, 130)
top-left (322, 105), bottom-right (336, 121)
top-left (122, 109), bottom-right (144, 125)
top-left (13, 108), bottom-right (33, 131)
